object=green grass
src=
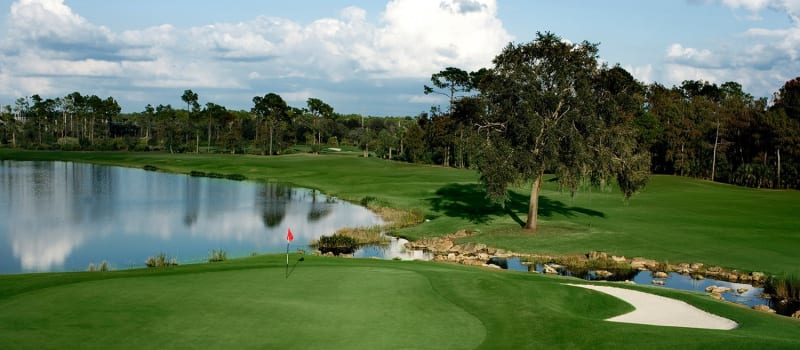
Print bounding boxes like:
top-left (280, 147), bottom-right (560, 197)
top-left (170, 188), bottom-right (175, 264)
top-left (3, 149), bottom-right (795, 275)
top-left (1, 255), bottom-right (799, 349)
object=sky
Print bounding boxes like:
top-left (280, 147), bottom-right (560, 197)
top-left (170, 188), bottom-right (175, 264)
top-left (0, 0), bottom-right (798, 116)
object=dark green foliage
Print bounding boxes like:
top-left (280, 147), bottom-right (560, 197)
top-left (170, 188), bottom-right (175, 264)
top-left (315, 234), bottom-right (358, 255)
top-left (143, 165), bottom-right (158, 171)
top-left (475, 32), bottom-right (648, 229)
top-left (189, 170), bottom-right (206, 177)
top-left (225, 173), bottom-right (246, 181)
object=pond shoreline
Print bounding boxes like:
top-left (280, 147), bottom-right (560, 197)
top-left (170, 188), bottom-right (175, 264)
top-left (402, 229), bottom-right (800, 318)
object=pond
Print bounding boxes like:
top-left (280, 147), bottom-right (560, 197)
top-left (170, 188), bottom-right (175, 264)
top-left (0, 160), bottom-right (386, 274)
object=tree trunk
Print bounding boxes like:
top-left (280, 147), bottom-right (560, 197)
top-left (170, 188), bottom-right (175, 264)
top-left (207, 120), bottom-right (212, 151)
top-left (711, 121), bottom-right (719, 182)
top-left (196, 134), bottom-right (199, 154)
top-left (777, 147), bottom-right (781, 189)
top-left (269, 126), bottom-right (274, 156)
top-left (525, 172), bottom-right (543, 231)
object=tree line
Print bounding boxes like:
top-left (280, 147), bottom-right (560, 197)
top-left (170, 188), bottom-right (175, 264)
top-left (1, 33), bottom-right (797, 204)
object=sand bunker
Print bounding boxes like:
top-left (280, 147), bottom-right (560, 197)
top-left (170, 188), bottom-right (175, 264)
top-left (568, 283), bottom-right (738, 330)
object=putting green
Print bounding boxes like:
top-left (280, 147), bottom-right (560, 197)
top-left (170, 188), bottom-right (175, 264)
top-left (0, 264), bottom-right (485, 349)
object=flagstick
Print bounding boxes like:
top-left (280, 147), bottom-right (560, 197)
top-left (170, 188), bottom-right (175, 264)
top-left (285, 241), bottom-right (289, 279)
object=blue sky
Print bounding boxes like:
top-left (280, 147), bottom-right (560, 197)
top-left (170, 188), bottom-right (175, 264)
top-left (0, 0), bottom-right (798, 116)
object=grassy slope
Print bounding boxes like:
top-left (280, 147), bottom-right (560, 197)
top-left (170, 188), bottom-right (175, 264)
top-left (0, 150), bottom-right (799, 348)
top-left (1, 255), bottom-right (799, 349)
top-left (2, 149), bottom-right (797, 274)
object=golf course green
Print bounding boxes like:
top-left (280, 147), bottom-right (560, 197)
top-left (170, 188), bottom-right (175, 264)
top-left (2, 254), bottom-right (800, 349)
top-left (1, 150), bottom-right (799, 348)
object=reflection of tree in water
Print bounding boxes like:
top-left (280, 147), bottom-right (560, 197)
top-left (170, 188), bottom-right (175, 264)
top-left (88, 164), bottom-right (114, 221)
top-left (183, 177), bottom-right (200, 227)
top-left (257, 183), bottom-right (291, 228)
top-left (307, 189), bottom-right (334, 222)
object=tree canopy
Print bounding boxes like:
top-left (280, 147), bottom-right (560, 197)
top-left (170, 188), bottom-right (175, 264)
top-left (475, 32), bottom-right (649, 231)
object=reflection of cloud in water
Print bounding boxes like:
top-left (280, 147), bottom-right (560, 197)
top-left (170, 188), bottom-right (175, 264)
top-left (0, 161), bottom-right (381, 273)
top-left (10, 225), bottom-right (85, 271)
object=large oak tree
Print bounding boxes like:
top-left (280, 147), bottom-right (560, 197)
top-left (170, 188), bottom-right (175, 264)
top-left (476, 32), bottom-right (648, 231)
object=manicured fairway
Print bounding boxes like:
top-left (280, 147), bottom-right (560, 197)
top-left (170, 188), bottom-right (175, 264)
top-left (1, 255), bottom-right (799, 349)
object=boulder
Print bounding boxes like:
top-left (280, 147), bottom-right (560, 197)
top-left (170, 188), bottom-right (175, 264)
top-left (485, 264), bottom-right (502, 269)
top-left (594, 270), bottom-right (614, 278)
top-left (752, 304), bottom-right (776, 313)
top-left (705, 286), bottom-right (732, 294)
top-left (433, 239), bottom-right (454, 253)
top-left (750, 272), bottom-right (765, 282)
top-left (462, 259), bottom-right (484, 267)
top-left (653, 271), bottom-right (669, 279)
top-left (447, 253), bottom-right (457, 261)
top-left (477, 252), bottom-right (490, 260)
top-left (652, 280), bottom-right (665, 285)
top-left (690, 262), bottom-right (704, 270)
top-left (691, 274), bottom-right (705, 280)
top-left (710, 292), bottom-right (724, 301)
top-left (792, 310), bottom-right (800, 319)
top-left (611, 255), bottom-right (627, 263)
top-left (543, 265), bottom-right (558, 274)
top-left (736, 288), bottom-right (749, 294)
top-left (630, 257), bottom-right (658, 270)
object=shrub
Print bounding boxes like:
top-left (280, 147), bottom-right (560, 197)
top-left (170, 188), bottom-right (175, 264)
top-left (143, 165), bottom-right (158, 171)
top-left (208, 249), bottom-right (227, 262)
top-left (314, 234), bottom-right (358, 255)
top-left (189, 170), bottom-right (206, 177)
top-left (145, 253), bottom-right (176, 268)
top-left (225, 173), bottom-right (246, 181)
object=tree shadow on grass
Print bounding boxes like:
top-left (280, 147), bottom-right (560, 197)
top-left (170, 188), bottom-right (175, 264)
top-left (428, 183), bottom-right (605, 227)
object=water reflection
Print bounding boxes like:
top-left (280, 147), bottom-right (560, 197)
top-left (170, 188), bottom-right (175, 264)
top-left (0, 161), bottom-right (381, 274)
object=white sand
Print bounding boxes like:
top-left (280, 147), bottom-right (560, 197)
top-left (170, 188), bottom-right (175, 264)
top-left (567, 283), bottom-right (738, 330)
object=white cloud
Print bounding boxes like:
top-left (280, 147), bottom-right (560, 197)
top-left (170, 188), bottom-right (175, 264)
top-left (625, 64), bottom-right (655, 84)
top-left (0, 0), bottom-right (511, 112)
top-left (660, 1), bottom-right (800, 96)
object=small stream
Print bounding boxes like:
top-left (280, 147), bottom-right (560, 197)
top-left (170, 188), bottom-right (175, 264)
top-left (492, 257), bottom-right (798, 316)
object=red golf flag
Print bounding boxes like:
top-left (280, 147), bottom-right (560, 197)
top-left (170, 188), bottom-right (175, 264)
top-left (286, 228), bottom-right (294, 243)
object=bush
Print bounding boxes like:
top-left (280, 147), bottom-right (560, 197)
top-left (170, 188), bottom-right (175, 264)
top-left (225, 173), bottom-right (246, 181)
top-left (208, 249), bottom-right (227, 262)
top-left (145, 253), bottom-right (177, 268)
top-left (315, 234), bottom-right (358, 255)
top-left (143, 165), bottom-right (158, 171)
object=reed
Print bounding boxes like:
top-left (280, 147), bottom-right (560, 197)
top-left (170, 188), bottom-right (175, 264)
top-left (208, 249), bottom-right (227, 262)
top-left (145, 253), bottom-right (176, 268)
top-left (765, 274), bottom-right (800, 301)
top-left (326, 226), bottom-right (385, 245)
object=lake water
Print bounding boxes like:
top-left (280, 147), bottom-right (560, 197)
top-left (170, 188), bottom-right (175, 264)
top-left (0, 160), bottom-right (384, 274)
